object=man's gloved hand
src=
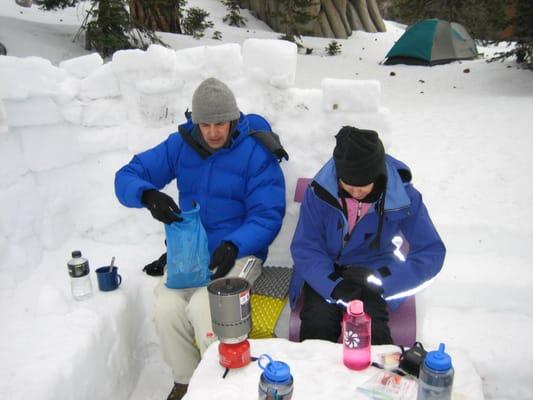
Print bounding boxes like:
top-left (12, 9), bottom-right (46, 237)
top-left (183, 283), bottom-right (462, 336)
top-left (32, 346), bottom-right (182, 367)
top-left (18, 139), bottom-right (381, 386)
top-left (142, 189), bottom-right (183, 224)
top-left (341, 266), bottom-right (384, 295)
top-left (142, 252), bottom-right (167, 276)
top-left (209, 241), bottom-right (238, 280)
top-left (331, 279), bottom-right (363, 302)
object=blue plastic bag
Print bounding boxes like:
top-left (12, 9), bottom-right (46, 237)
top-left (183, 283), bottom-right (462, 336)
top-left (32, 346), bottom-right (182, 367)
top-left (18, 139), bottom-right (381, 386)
top-left (164, 204), bottom-right (211, 289)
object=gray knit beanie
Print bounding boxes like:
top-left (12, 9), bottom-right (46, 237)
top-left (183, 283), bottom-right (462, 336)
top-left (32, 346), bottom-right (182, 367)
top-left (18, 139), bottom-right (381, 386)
top-left (191, 78), bottom-right (240, 124)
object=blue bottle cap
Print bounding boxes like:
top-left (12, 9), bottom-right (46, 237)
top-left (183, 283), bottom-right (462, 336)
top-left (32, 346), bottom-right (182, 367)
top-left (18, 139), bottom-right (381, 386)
top-left (424, 343), bottom-right (452, 371)
top-left (258, 354), bottom-right (292, 383)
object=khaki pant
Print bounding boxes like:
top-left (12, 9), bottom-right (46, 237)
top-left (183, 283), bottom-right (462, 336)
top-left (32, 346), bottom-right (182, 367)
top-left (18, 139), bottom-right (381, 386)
top-left (154, 257), bottom-right (262, 384)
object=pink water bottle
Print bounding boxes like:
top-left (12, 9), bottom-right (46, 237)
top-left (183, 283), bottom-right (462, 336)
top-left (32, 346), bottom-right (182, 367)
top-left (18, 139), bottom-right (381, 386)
top-left (342, 300), bottom-right (371, 370)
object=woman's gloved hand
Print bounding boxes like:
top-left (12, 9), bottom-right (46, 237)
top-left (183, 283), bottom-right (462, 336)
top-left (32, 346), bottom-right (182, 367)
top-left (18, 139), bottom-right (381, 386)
top-left (341, 266), bottom-right (384, 295)
top-left (331, 279), bottom-right (363, 302)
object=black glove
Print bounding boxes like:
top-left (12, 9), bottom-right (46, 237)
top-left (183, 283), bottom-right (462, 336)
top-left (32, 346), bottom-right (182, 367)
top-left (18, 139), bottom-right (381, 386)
top-left (331, 279), bottom-right (363, 302)
top-left (142, 252), bottom-right (166, 276)
top-left (341, 266), bottom-right (384, 295)
top-left (209, 241), bottom-right (238, 280)
top-left (142, 189), bottom-right (182, 224)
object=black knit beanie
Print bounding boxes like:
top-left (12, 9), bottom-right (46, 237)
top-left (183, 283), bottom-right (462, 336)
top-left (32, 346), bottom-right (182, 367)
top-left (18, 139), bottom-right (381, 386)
top-left (333, 126), bottom-right (386, 187)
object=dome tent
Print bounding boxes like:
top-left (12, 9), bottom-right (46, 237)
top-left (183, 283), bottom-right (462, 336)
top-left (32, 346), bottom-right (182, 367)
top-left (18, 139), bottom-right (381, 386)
top-left (384, 19), bottom-right (478, 66)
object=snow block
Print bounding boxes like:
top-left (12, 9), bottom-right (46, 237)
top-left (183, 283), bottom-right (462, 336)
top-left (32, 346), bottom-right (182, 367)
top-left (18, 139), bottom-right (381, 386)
top-left (146, 44), bottom-right (177, 76)
top-left (204, 43), bottom-right (243, 81)
top-left (0, 133), bottom-right (29, 189)
top-left (0, 174), bottom-right (41, 241)
top-left (0, 100), bottom-right (7, 134)
top-left (72, 155), bottom-right (131, 235)
top-left (243, 39), bottom-right (297, 89)
top-left (54, 77), bottom-right (81, 105)
top-left (19, 124), bottom-right (83, 171)
top-left (138, 88), bottom-right (186, 126)
top-left (60, 99), bottom-right (84, 125)
top-left (59, 53), bottom-right (104, 79)
top-left (175, 46), bottom-right (208, 82)
top-left (0, 56), bottom-right (66, 100)
top-left (5, 97), bottom-right (63, 127)
top-left (35, 162), bottom-right (85, 249)
top-left (0, 235), bottom-right (42, 290)
top-left (77, 126), bottom-right (128, 154)
top-left (112, 45), bottom-right (176, 84)
top-left (80, 63), bottom-right (121, 100)
top-left (82, 98), bottom-right (127, 127)
top-left (324, 107), bottom-right (392, 148)
top-left (321, 78), bottom-right (380, 112)
top-left (135, 77), bottom-right (184, 95)
top-left (286, 88), bottom-right (323, 116)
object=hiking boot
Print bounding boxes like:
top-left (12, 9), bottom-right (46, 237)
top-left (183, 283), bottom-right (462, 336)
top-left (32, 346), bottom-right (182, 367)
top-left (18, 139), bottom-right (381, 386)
top-left (167, 382), bottom-right (188, 400)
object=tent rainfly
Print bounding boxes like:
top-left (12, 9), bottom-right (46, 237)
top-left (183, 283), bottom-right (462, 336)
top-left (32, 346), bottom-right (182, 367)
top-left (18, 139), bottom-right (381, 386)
top-left (384, 19), bottom-right (478, 66)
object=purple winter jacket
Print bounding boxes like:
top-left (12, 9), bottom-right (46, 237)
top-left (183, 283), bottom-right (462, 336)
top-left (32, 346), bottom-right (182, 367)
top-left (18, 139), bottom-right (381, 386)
top-left (289, 155), bottom-right (445, 310)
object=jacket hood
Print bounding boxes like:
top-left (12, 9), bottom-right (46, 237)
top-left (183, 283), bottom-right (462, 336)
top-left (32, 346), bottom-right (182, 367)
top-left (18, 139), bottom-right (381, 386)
top-left (313, 155), bottom-right (412, 211)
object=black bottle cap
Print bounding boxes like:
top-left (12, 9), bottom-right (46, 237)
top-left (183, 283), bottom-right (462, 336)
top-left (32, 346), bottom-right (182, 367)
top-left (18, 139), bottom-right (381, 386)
top-left (71, 250), bottom-right (82, 258)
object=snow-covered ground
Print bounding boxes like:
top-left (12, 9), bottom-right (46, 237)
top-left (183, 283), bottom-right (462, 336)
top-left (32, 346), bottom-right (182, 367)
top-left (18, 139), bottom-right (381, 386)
top-left (1, 1), bottom-right (533, 399)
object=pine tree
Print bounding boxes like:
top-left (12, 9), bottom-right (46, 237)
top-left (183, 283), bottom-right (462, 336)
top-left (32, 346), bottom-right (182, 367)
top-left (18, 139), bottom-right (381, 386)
top-left (40, 0), bottom-right (166, 58)
top-left (390, 0), bottom-right (508, 41)
top-left (85, 0), bottom-right (134, 57)
top-left (273, 0), bottom-right (317, 43)
top-left (222, 0), bottom-right (247, 27)
top-left (325, 40), bottom-right (342, 56)
top-left (512, 0), bottom-right (533, 67)
top-left (40, 0), bottom-right (77, 9)
top-left (490, 1), bottom-right (533, 69)
top-left (182, 7), bottom-right (214, 39)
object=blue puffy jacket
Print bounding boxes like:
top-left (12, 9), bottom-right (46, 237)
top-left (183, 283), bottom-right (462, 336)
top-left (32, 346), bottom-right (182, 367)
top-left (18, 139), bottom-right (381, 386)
top-left (289, 155), bottom-right (445, 309)
top-left (115, 113), bottom-right (286, 260)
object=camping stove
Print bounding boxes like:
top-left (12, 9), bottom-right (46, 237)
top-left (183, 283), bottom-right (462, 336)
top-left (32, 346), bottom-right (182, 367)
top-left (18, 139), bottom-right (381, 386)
top-left (208, 277), bottom-right (252, 369)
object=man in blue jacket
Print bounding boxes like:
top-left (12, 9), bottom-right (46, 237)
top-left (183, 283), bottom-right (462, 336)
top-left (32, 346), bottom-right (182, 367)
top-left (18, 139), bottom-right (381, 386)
top-left (289, 126), bottom-right (445, 345)
top-left (115, 78), bottom-right (286, 400)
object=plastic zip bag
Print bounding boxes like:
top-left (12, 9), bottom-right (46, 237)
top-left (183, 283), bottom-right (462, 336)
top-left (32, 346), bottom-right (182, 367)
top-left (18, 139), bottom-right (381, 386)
top-left (357, 370), bottom-right (418, 400)
top-left (164, 204), bottom-right (211, 289)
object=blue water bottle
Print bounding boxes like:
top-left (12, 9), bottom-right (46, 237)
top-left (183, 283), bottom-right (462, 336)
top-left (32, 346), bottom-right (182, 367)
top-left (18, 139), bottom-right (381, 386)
top-left (417, 343), bottom-right (454, 400)
top-left (258, 354), bottom-right (293, 400)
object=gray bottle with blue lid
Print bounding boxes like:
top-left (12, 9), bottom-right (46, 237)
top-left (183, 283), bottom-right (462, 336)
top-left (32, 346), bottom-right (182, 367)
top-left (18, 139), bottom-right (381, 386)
top-left (417, 343), bottom-right (454, 400)
top-left (258, 354), bottom-right (293, 400)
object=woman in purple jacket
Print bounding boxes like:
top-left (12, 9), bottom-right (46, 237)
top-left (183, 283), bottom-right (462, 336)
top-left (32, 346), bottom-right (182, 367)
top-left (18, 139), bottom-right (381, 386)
top-left (289, 126), bottom-right (445, 344)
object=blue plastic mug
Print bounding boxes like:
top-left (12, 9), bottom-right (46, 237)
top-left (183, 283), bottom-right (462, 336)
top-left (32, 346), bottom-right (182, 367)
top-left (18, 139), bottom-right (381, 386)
top-left (95, 266), bottom-right (122, 292)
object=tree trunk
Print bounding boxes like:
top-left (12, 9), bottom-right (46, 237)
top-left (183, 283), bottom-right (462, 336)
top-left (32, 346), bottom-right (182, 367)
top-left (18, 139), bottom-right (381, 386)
top-left (351, 0), bottom-right (377, 32)
top-left (367, 0), bottom-right (386, 32)
top-left (318, 9), bottom-right (336, 38)
top-left (322, 0), bottom-right (348, 38)
top-left (332, 0), bottom-right (353, 36)
top-left (237, 0), bottom-right (386, 38)
top-left (346, 0), bottom-right (364, 31)
top-left (129, 0), bottom-right (182, 34)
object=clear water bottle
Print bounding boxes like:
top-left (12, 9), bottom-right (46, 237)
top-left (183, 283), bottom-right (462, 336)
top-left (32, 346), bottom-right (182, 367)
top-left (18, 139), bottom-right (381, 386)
top-left (67, 250), bottom-right (93, 301)
top-left (258, 354), bottom-right (293, 400)
top-left (417, 343), bottom-right (454, 400)
top-left (342, 300), bottom-right (371, 370)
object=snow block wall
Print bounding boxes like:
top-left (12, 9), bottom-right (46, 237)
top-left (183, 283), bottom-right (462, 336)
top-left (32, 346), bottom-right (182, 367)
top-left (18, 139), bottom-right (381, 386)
top-left (0, 40), bottom-right (390, 399)
top-left (0, 39), bottom-right (391, 278)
